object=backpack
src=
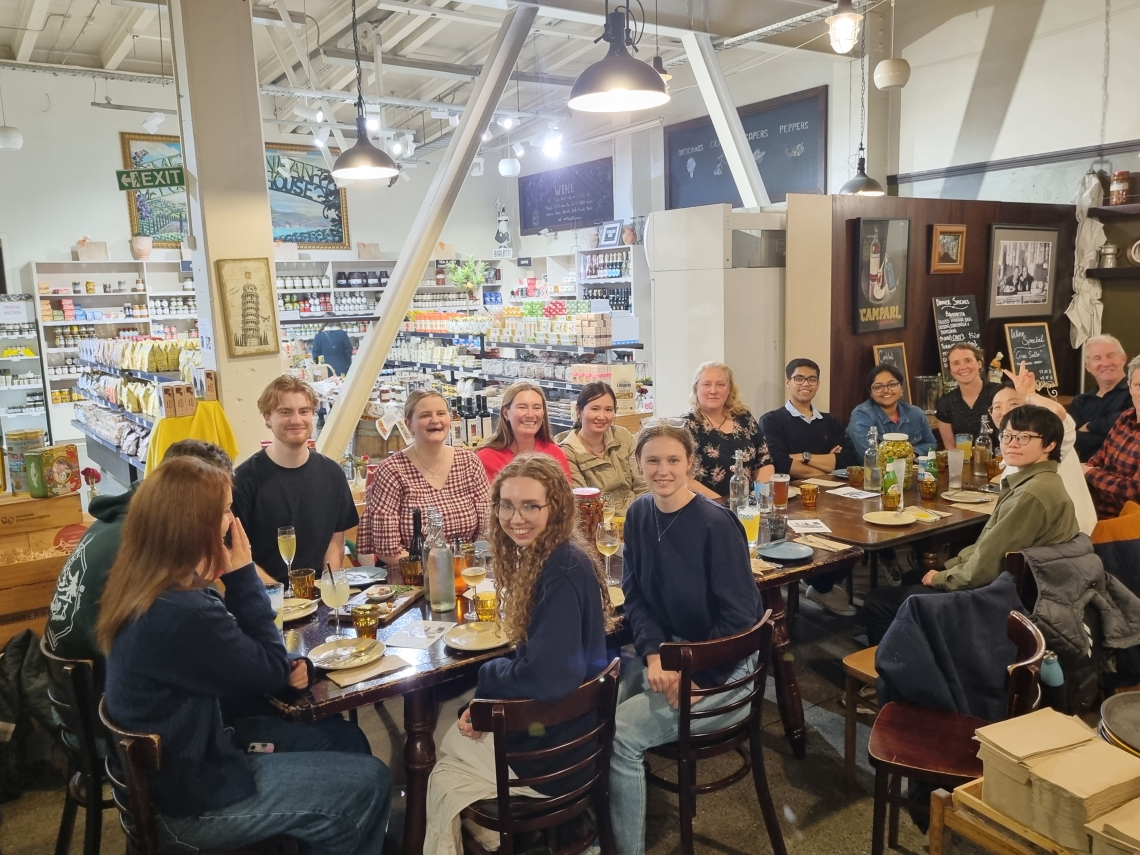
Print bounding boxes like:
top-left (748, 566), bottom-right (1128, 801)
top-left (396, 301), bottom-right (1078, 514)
top-left (0, 630), bottom-right (53, 802)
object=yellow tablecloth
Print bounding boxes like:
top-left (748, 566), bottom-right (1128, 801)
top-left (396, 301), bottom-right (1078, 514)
top-left (145, 400), bottom-right (240, 473)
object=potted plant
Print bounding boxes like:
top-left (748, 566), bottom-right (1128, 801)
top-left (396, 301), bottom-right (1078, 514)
top-left (445, 257), bottom-right (488, 296)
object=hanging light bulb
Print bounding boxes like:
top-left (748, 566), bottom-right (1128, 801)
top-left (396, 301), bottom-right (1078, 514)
top-left (651, 55), bottom-right (672, 82)
top-left (498, 116), bottom-right (515, 129)
top-left (331, 0), bottom-right (398, 181)
top-left (498, 156), bottom-right (521, 177)
top-left (651, 0), bottom-right (671, 81)
top-left (839, 145), bottom-right (884, 196)
top-left (481, 128), bottom-right (494, 142)
top-left (0, 74), bottom-right (23, 151)
top-left (874, 0), bottom-right (911, 90)
top-left (513, 142), bottom-right (525, 157)
top-left (365, 116), bottom-right (380, 131)
top-left (569, 8), bottom-right (670, 113)
top-left (826, 0), bottom-right (863, 55)
top-left (542, 132), bottom-right (562, 158)
top-left (314, 126), bottom-right (331, 148)
top-left (294, 104), bottom-right (324, 123)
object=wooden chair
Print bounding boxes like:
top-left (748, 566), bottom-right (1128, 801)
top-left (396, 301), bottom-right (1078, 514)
top-left (97, 698), bottom-right (297, 855)
top-left (842, 645), bottom-right (879, 786)
top-left (867, 610), bottom-right (1046, 855)
top-left (461, 658), bottom-right (621, 855)
top-left (645, 612), bottom-right (788, 855)
top-left (39, 638), bottom-right (115, 855)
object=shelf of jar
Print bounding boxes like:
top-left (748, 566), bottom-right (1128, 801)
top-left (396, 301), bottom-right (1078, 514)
top-left (1088, 204), bottom-right (1140, 221)
top-left (1086, 267), bottom-right (1140, 280)
top-left (0, 384), bottom-right (44, 392)
top-left (42, 318), bottom-right (150, 326)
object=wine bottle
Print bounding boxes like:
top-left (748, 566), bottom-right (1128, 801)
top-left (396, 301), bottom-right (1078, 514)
top-left (478, 395), bottom-right (494, 439)
top-left (464, 397), bottom-right (481, 442)
top-left (409, 508), bottom-right (424, 562)
top-left (451, 398), bottom-right (466, 446)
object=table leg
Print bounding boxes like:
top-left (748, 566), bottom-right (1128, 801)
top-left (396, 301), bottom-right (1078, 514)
top-left (401, 687), bottom-right (438, 855)
top-left (761, 585), bottom-right (806, 759)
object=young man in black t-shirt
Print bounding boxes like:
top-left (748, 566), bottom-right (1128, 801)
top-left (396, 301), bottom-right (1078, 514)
top-left (232, 376), bottom-right (359, 584)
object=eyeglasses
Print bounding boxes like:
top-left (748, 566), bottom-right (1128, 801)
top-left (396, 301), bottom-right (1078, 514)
top-left (871, 382), bottom-right (902, 393)
top-left (998, 431), bottom-right (1043, 447)
top-left (494, 502), bottom-right (549, 521)
top-left (642, 417), bottom-right (688, 429)
top-left (790, 376), bottom-right (820, 386)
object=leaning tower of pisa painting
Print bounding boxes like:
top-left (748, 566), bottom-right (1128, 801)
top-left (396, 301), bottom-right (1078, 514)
top-left (236, 283), bottom-right (269, 348)
top-left (215, 258), bottom-right (279, 358)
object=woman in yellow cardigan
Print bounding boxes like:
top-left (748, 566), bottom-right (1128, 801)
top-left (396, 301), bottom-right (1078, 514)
top-left (556, 382), bottom-right (646, 512)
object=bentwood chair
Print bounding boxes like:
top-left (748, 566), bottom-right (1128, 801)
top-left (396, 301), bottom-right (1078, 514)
top-left (645, 612), bottom-right (788, 855)
top-left (461, 658), bottom-right (621, 855)
top-left (40, 638), bottom-right (115, 855)
top-left (867, 609), bottom-right (1045, 855)
top-left (98, 698), bottom-right (297, 855)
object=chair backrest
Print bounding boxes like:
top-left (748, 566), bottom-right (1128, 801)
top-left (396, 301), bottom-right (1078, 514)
top-left (656, 611), bottom-right (774, 735)
top-left (39, 637), bottom-right (105, 784)
top-left (98, 696), bottom-right (163, 855)
top-left (467, 658), bottom-right (620, 820)
top-left (1005, 611), bottom-right (1046, 718)
top-left (1003, 552), bottom-right (1039, 611)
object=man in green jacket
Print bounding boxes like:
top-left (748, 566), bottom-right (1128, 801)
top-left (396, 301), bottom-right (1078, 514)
top-left (865, 405), bottom-right (1078, 644)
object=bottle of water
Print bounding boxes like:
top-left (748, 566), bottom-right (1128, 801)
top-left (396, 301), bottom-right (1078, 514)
top-left (728, 450), bottom-right (748, 515)
top-left (864, 427), bottom-right (882, 493)
top-left (426, 518), bottom-right (456, 612)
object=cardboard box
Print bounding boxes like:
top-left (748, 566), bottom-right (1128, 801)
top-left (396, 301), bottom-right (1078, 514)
top-left (173, 383), bottom-right (194, 417)
top-left (24, 445), bottom-right (81, 498)
top-left (193, 368), bottom-right (217, 401)
top-left (609, 364), bottom-right (638, 413)
top-left (159, 384), bottom-right (178, 418)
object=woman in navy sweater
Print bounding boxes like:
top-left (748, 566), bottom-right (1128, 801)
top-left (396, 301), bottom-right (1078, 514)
top-left (97, 457), bottom-right (391, 855)
top-left (611, 422), bottom-right (761, 855)
top-left (425, 453), bottom-right (614, 855)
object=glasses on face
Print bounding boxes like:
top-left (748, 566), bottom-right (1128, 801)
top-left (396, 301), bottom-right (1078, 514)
top-left (790, 375), bottom-right (820, 386)
top-left (998, 431), bottom-right (1043, 447)
top-left (494, 501), bottom-right (549, 521)
top-left (642, 417), bottom-right (688, 428)
top-left (871, 381), bottom-right (902, 393)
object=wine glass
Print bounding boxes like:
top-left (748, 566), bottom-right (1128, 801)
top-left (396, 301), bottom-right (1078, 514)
top-left (602, 493), bottom-right (615, 525)
top-left (460, 559), bottom-right (488, 622)
top-left (277, 526), bottom-right (297, 587)
top-left (595, 522), bottom-right (620, 586)
top-left (319, 566), bottom-right (352, 642)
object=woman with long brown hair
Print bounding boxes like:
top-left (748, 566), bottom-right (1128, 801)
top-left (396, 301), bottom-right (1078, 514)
top-left (556, 381), bottom-right (647, 512)
top-left (475, 381), bottom-right (571, 481)
top-left (98, 457), bottom-right (391, 855)
top-left (424, 453), bottom-right (613, 854)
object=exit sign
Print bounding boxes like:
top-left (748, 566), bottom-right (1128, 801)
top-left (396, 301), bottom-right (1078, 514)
top-left (116, 167), bottom-right (185, 191)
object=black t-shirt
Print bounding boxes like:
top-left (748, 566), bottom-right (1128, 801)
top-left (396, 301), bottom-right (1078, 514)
top-left (232, 449), bottom-right (359, 583)
top-left (935, 382), bottom-right (1003, 439)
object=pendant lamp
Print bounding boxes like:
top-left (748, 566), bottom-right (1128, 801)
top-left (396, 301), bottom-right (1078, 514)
top-left (827, 0), bottom-right (863, 55)
top-left (874, 0), bottom-right (911, 90)
top-left (840, 23), bottom-right (884, 196)
top-left (332, 0), bottom-right (398, 181)
top-left (0, 74), bottom-right (23, 151)
top-left (651, 0), bottom-right (671, 81)
top-left (568, 5), bottom-right (670, 113)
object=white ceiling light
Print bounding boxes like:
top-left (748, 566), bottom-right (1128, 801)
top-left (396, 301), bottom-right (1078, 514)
top-left (470, 156), bottom-right (485, 177)
top-left (568, 7), bottom-right (670, 113)
top-left (497, 116), bottom-right (515, 129)
top-left (513, 142), bottom-right (525, 157)
top-left (0, 74), bottom-right (23, 151)
top-left (142, 112), bottom-right (166, 134)
top-left (449, 114), bottom-right (460, 127)
top-left (827, 0), bottom-right (863, 54)
top-left (874, 0), bottom-right (910, 90)
top-left (314, 126), bottom-right (331, 148)
top-left (365, 116), bottom-right (380, 131)
top-left (542, 133), bottom-right (562, 158)
top-left (389, 138), bottom-right (403, 155)
top-left (498, 156), bottom-right (521, 177)
top-left (294, 104), bottom-right (324, 123)
top-left (481, 128), bottom-right (494, 142)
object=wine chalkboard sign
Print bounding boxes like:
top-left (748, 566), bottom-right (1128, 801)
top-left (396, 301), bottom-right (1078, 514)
top-left (932, 295), bottom-right (982, 372)
top-left (518, 158), bottom-right (614, 235)
top-left (872, 342), bottom-right (911, 403)
top-left (1005, 322), bottom-right (1057, 390)
top-left (664, 86), bottom-right (827, 210)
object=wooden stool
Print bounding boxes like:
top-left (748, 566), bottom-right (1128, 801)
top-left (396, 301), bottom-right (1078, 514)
top-left (842, 646), bottom-right (878, 785)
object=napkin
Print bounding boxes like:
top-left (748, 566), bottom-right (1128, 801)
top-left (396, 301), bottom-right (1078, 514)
top-left (787, 518), bottom-right (832, 534)
top-left (828, 486), bottom-right (880, 500)
top-left (386, 620), bottom-right (456, 650)
top-left (751, 557), bottom-right (779, 575)
top-left (795, 535), bottom-right (847, 552)
top-left (802, 478), bottom-right (845, 487)
top-left (951, 501), bottom-right (996, 515)
top-left (326, 653), bottom-right (415, 688)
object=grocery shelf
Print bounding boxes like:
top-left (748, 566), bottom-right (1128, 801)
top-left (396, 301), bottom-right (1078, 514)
top-left (71, 420), bottom-right (147, 472)
top-left (489, 407), bottom-right (573, 430)
top-left (74, 390), bottom-right (155, 427)
top-left (78, 358), bottom-right (181, 385)
top-left (42, 318), bottom-right (150, 326)
top-left (482, 375), bottom-right (581, 391)
top-left (0, 333), bottom-right (38, 341)
top-left (487, 340), bottom-right (643, 353)
top-left (0, 385), bottom-right (43, 392)
top-left (388, 360), bottom-right (474, 372)
top-left (278, 312), bottom-right (379, 324)
top-left (0, 355), bottom-right (40, 361)
top-left (2, 409), bottom-right (47, 417)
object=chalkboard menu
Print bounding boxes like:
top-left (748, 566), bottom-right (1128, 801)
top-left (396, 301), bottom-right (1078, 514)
top-left (872, 343), bottom-right (911, 403)
top-left (664, 86), bottom-right (827, 210)
top-left (518, 158), bottom-right (614, 235)
top-left (1005, 323), bottom-right (1057, 390)
top-left (932, 295), bottom-right (982, 372)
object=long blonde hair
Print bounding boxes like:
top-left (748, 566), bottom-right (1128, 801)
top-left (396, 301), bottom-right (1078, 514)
top-left (489, 454), bottom-right (615, 642)
top-left (481, 381), bottom-right (556, 451)
top-left (689, 361), bottom-right (750, 420)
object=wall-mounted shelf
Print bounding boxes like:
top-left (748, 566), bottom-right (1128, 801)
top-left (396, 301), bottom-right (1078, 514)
top-left (1086, 267), bottom-right (1140, 280)
top-left (1088, 204), bottom-right (1140, 221)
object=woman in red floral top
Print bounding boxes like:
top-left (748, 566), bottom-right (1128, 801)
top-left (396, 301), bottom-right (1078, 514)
top-left (358, 391), bottom-right (491, 567)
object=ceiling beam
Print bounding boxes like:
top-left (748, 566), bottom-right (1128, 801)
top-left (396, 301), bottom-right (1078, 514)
top-left (373, 0), bottom-right (597, 41)
top-left (110, 0), bottom-right (307, 27)
top-left (321, 47), bottom-right (575, 86)
top-left (15, 0), bottom-right (53, 63)
top-left (100, 7), bottom-right (158, 70)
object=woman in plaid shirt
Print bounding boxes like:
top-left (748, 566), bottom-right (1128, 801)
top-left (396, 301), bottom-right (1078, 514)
top-left (1084, 356), bottom-right (1140, 519)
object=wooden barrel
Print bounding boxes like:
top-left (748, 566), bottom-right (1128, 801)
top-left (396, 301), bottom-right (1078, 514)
top-left (353, 417), bottom-right (404, 460)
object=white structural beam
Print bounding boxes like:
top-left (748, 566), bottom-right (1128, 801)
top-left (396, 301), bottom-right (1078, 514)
top-left (15, 0), bottom-right (52, 62)
top-left (101, 7), bottom-right (158, 70)
top-left (680, 30), bottom-right (769, 208)
top-left (318, 3), bottom-right (538, 464)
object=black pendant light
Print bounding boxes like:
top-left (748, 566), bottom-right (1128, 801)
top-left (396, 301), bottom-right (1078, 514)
top-left (568, 2), bottom-right (670, 113)
top-left (651, 0), bottom-right (671, 81)
top-left (839, 21), bottom-right (884, 196)
top-left (332, 0), bottom-right (398, 181)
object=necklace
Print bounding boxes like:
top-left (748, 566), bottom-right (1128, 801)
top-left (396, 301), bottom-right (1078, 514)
top-left (411, 445), bottom-right (442, 479)
top-left (653, 498), bottom-right (690, 541)
top-left (703, 409), bottom-right (731, 432)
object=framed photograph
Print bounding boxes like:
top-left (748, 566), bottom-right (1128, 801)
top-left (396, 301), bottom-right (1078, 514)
top-left (215, 258), bottom-right (280, 359)
top-left (853, 217), bottom-right (910, 334)
top-left (121, 133), bottom-right (188, 248)
top-left (987, 225), bottom-right (1058, 319)
top-left (930, 224), bottom-right (967, 274)
top-left (597, 220), bottom-right (623, 248)
top-left (872, 342), bottom-right (911, 403)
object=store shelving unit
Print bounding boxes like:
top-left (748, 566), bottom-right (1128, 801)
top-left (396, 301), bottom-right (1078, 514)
top-left (0, 294), bottom-right (52, 446)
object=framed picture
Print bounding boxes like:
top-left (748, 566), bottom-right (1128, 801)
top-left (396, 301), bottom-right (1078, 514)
top-left (987, 225), bottom-right (1058, 319)
top-left (930, 224), bottom-right (967, 274)
top-left (597, 220), bottom-right (623, 248)
top-left (121, 133), bottom-right (189, 248)
top-left (853, 217), bottom-right (910, 334)
top-left (872, 342), bottom-right (911, 403)
top-left (215, 258), bottom-right (279, 358)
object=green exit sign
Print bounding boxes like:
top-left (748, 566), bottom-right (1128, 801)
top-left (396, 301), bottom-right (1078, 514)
top-left (116, 167), bottom-right (185, 191)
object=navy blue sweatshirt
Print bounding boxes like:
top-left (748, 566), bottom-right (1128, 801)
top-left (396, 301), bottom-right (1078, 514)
top-left (104, 565), bottom-right (292, 817)
top-left (759, 404), bottom-right (858, 476)
top-left (622, 493), bottom-right (760, 687)
top-left (476, 542), bottom-right (607, 796)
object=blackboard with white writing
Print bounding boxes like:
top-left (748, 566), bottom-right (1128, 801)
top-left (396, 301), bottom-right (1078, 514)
top-left (518, 158), bottom-right (614, 235)
top-left (1005, 323), bottom-right (1057, 390)
top-left (664, 86), bottom-right (827, 210)
top-left (873, 343), bottom-right (911, 403)
top-left (932, 296), bottom-right (983, 372)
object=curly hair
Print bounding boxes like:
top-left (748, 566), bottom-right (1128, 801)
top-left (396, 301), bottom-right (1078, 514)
top-left (689, 361), bottom-right (751, 420)
top-left (488, 453), bottom-right (615, 643)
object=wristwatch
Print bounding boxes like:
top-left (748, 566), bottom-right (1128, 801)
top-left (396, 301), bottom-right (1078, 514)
top-left (802, 452), bottom-right (813, 465)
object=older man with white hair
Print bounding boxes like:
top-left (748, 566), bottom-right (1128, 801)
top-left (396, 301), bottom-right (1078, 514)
top-left (1084, 355), bottom-right (1140, 519)
top-left (1071, 334), bottom-right (1131, 461)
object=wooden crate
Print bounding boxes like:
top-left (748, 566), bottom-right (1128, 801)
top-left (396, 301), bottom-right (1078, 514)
top-left (0, 554), bottom-right (67, 647)
top-left (0, 492), bottom-right (84, 537)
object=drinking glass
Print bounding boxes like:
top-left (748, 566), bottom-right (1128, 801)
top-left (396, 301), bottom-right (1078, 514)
top-left (460, 560), bottom-right (487, 622)
top-left (474, 590), bottom-right (499, 622)
top-left (602, 493), bottom-right (615, 525)
top-left (736, 500), bottom-right (760, 552)
top-left (399, 555), bottom-right (424, 586)
top-left (350, 603), bottom-right (381, 639)
top-left (266, 583), bottom-right (284, 631)
top-left (319, 567), bottom-right (352, 641)
top-left (800, 483), bottom-right (819, 511)
top-left (847, 465), bottom-right (865, 489)
top-left (955, 434), bottom-right (973, 459)
top-left (277, 526), bottom-right (297, 578)
top-left (595, 522), bottom-right (621, 586)
top-left (946, 449), bottom-right (965, 489)
top-left (288, 567), bottom-right (315, 600)
top-left (919, 476), bottom-right (939, 501)
top-left (770, 474), bottom-right (790, 511)
top-left (987, 454), bottom-right (1003, 480)
top-left (768, 512), bottom-right (788, 541)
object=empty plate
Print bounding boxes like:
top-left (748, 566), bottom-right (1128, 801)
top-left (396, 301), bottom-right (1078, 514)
top-left (863, 511), bottom-right (917, 526)
top-left (941, 490), bottom-right (991, 503)
top-left (443, 622), bottom-right (511, 653)
top-left (756, 541), bottom-right (814, 562)
top-left (309, 638), bottom-right (384, 670)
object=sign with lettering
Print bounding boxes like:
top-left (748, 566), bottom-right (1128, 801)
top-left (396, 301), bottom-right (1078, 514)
top-left (116, 167), bottom-right (185, 191)
top-left (932, 296), bottom-right (983, 372)
top-left (854, 218), bottom-right (910, 334)
top-left (518, 158), bottom-right (614, 235)
top-left (664, 86), bottom-right (827, 209)
top-left (1005, 322), bottom-right (1057, 390)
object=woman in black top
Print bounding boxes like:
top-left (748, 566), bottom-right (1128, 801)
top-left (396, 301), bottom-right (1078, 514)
top-left (683, 361), bottom-right (774, 498)
top-left (935, 342), bottom-right (1004, 447)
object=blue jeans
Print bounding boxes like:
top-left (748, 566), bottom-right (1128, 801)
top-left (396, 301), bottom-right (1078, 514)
top-left (609, 650), bottom-right (758, 855)
top-left (229, 714), bottom-right (373, 755)
top-left (157, 718), bottom-right (391, 855)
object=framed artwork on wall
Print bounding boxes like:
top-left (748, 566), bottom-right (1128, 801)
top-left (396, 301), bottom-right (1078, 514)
top-left (872, 342), bottom-right (911, 403)
top-left (987, 225), bottom-right (1058, 319)
top-left (930, 224), bottom-right (967, 274)
top-left (215, 258), bottom-right (279, 358)
top-left (121, 133), bottom-right (188, 249)
top-left (853, 217), bottom-right (910, 334)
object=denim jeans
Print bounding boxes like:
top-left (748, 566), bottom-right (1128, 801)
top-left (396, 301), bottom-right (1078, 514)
top-left (157, 718), bottom-right (391, 855)
top-left (609, 649), bottom-right (758, 855)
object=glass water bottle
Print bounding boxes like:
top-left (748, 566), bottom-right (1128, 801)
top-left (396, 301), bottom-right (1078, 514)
top-left (864, 427), bottom-right (882, 493)
top-left (728, 450), bottom-right (748, 516)
top-left (426, 523), bottom-right (456, 612)
top-left (973, 415), bottom-right (993, 478)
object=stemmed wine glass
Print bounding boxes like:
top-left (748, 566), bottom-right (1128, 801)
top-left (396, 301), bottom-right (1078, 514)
top-left (602, 493), bottom-right (615, 525)
top-left (319, 566), bottom-right (351, 642)
top-left (277, 526), bottom-right (296, 586)
top-left (595, 522), bottom-right (621, 586)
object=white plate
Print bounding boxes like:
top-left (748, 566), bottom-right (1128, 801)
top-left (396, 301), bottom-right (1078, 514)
top-left (363, 584), bottom-right (395, 602)
top-left (863, 511), bottom-right (917, 526)
top-left (608, 586), bottom-right (625, 607)
top-left (443, 622), bottom-right (511, 653)
top-left (281, 598), bottom-right (318, 622)
top-left (309, 638), bottom-right (385, 670)
top-left (345, 570), bottom-right (386, 587)
top-left (941, 490), bottom-right (991, 504)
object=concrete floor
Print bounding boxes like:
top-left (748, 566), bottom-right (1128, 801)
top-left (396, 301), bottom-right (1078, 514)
top-left (0, 581), bottom-right (945, 855)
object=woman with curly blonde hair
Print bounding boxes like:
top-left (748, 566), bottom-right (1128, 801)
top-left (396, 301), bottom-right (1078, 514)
top-left (424, 454), bottom-right (613, 855)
